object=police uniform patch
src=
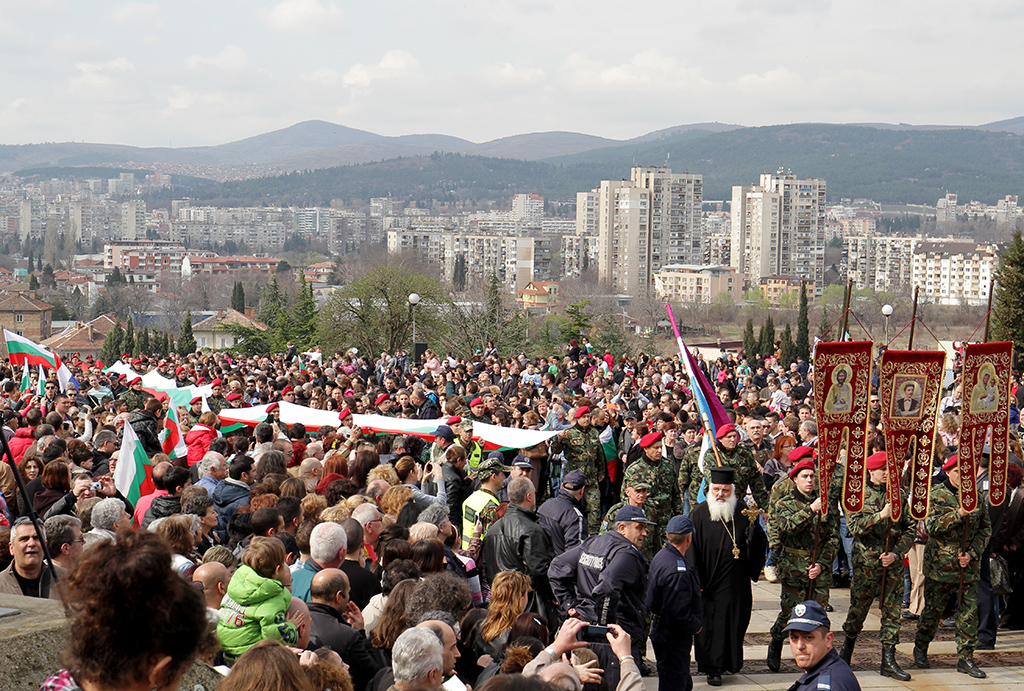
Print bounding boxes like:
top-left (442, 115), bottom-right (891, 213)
top-left (794, 604), bottom-right (806, 617)
top-left (676, 559), bottom-right (687, 572)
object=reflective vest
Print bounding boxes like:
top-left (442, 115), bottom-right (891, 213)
top-left (461, 489), bottom-right (499, 549)
top-left (457, 438), bottom-right (484, 471)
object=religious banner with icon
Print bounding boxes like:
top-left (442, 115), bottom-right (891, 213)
top-left (959, 341), bottom-right (1013, 509)
top-left (879, 350), bottom-right (946, 520)
top-left (814, 341), bottom-right (873, 514)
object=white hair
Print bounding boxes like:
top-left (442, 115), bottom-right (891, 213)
top-left (309, 522), bottom-right (348, 563)
top-left (198, 452), bottom-right (226, 477)
top-left (91, 497), bottom-right (125, 532)
top-left (392, 627), bottom-right (443, 686)
top-left (352, 502), bottom-right (380, 527)
top-left (709, 491), bottom-right (738, 523)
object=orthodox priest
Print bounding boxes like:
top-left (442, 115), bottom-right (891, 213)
top-left (687, 466), bottom-right (767, 686)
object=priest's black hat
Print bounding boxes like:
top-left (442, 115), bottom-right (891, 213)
top-left (709, 466), bottom-right (736, 485)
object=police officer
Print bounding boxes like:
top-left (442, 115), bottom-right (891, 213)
top-left (840, 451), bottom-right (914, 681)
top-left (537, 469), bottom-right (589, 553)
top-left (460, 457), bottom-right (506, 549)
top-left (914, 454), bottom-right (991, 678)
top-left (548, 504), bottom-right (653, 688)
top-left (646, 515), bottom-right (703, 691)
top-left (785, 600), bottom-right (861, 691)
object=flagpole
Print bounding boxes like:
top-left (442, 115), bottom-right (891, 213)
top-left (908, 285), bottom-right (919, 350)
top-left (840, 279), bottom-right (853, 342)
top-left (983, 279), bottom-right (994, 343)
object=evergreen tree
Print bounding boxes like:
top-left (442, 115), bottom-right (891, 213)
top-left (28, 274), bottom-right (39, 290)
top-left (758, 315), bottom-right (776, 357)
top-left (156, 332), bottom-right (169, 357)
top-left (796, 281), bottom-right (810, 360)
top-left (779, 323), bottom-right (796, 366)
top-left (560, 301), bottom-right (594, 345)
top-left (26, 248), bottom-right (33, 274)
top-left (231, 281), bottom-right (246, 312)
top-left (293, 276), bottom-right (317, 349)
top-left (123, 318), bottom-right (136, 358)
top-left (178, 311), bottom-right (197, 355)
top-left (139, 327), bottom-right (151, 356)
top-left (819, 305), bottom-right (833, 343)
top-left (993, 228), bottom-right (1024, 352)
top-left (41, 264), bottom-right (56, 288)
top-left (99, 322), bottom-right (124, 364)
top-left (743, 318), bottom-right (757, 359)
top-left (453, 255), bottom-right (467, 292)
top-left (260, 275), bottom-right (285, 330)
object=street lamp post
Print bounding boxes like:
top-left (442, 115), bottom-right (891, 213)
top-left (408, 292), bottom-right (421, 363)
top-left (881, 304), bottom-right (893, 345)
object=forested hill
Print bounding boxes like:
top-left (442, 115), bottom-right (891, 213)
top-left (142, 125), bottom-right (1024, 206)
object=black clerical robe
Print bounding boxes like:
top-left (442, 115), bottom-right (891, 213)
top-left (686, 500), bottom-right (766, 675)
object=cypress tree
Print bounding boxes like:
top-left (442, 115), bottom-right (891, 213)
top-left (993, 228), bottom-right (1024, 351)
top-left (796, 281), bottom-right (810, 360)
top-left (178, 311), bottom-right (197, 355)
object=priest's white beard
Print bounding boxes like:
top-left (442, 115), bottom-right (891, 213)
top-left (709, 493), bottom-right (738, 522)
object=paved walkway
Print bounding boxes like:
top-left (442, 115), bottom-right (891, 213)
top-left (639, 579), bottom-right (1024, 690)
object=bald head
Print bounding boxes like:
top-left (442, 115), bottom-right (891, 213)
top-left (192, 562), bottom-right (230, 610)
top-left (287, 596), bottom-right (311, 649)
top-left (310, 568), bottom-right (350, 612)
top-left (299, 457), bottom-right (322, 478)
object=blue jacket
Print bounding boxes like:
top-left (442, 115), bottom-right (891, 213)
top-left (213, 479), bottom-right (250, 542)
top-left (646, 543), bottom-right (702, 636)
top-left (291, 558), bottom-right (324, 602)
top-left (789, 648), bottom-right (861, 691)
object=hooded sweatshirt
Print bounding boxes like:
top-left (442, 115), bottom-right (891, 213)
top-left (217, 564), bottom-right (298, 664)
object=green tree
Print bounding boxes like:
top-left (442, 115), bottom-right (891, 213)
top-left (779, 322), bottom-right (796, 366)
top-left (758, 315), bottom-right (776, 358)
top-left (560, 301), bottom-right (593, 344)
top-left (41, 264), bottom-right (56, 289)
top-left (178, 311), bottom-right (197, 355)
top-left (317, 260), bottom-right (449, 357)
top-left (50, 299), bottom-right (70, 321)
top-left (452, 254), bottom-right (467, 292)
top-left (592, 312), bottom-right (630, 358)
top-left (742, 318), bottom-right (756, 358)
top-left (106, 267), bottom-right (126, 286)
top-left (993, 228), bottom-right (1024, 351)
top-left (139, 327), bottom-right (151, 356)
top-left (818, 305), bottom-right (833, 343)
top-left (26, 248), bottom-right (33, 274)
top-left (28, 274), bottom-right (39, 290)
top-left (796, 281), bottom-right (810, 361)
top-left (292, 276), bottom-right (318, 349)
top-left (260, 275), bottom-right (286, 331)
top-left (231, 281), bottom-right (246, 312)
top-left (123, 318), bottom-right (136, 358)
top-left (99, 322), bottom-right (124, 364)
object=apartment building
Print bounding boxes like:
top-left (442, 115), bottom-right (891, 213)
top-left (911, 240), bottom-right (999, 305)
top-left (654, 264), bottom-right (743, 304)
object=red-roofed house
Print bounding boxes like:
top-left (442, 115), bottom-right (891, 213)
top-left (516, 281), bottom-right (560, 313)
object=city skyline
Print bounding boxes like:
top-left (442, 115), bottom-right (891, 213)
top-left (0, 0), bottom-right (1021, 148)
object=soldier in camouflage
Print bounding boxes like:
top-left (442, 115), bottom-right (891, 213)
top-left (603, 479), bottom-right (657, 560)
top-left (118, 377), bottom-right (147, 413)
top-left (767, 457), bottom-right (838, 673)
top-left (914, 454), bottom-right (992, 679)
top-left (206, 379), bottom-right (229, 415)
top-left (550, 406), bottom-right (604, 533)
top-left (678, 423), bottom-right (769, 513)
top-left (840, 452), bottom-right (915, 681)
top-left (621, 431), bottom-right (679, 553)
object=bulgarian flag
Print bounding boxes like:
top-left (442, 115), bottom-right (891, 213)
top-left (36, 366), bottom-right (46, 397)
top-left (161, 403), bottom-right (187, 460)
top-left (114, 419), bottom-right (153, 507)
top-left (20, 362), bottom-right (31, 393)
top-left (598, 424), bottom-right (618, 482)
top-left (4, 329), bottom-right (59, 368)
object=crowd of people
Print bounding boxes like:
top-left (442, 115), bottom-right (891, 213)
top-left (0, 337), bottom-right (1022, 691)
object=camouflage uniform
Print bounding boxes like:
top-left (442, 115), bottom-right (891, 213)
top-left (769, 484), bottom-right (839, 642)
top-left (677, 442), bottom-right (769, 512)
top-left (915, 481), bottom-right (992, 658)
top-left (206, 395), bottom-right (229, 415)
top-left (621, 453), bottom-right (679, 551)
top-left (842, 482), bottom-right (915, 645)
top-left (601, 501), bottom-right (658, 560)
top-left (118, 390), bottom-right (146, 413)
top-left (551, 424), bottom-right (604, 533)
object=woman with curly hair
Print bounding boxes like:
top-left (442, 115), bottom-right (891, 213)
top-left (369, 578), bottom-right (418, 662)
top-left (39, 530), bottom-right (211, 691)
top-left (471, 571), bottom-right (531, 661)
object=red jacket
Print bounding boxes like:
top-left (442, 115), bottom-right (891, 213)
top-left (185, 425), bottom-right (218, 466)
top-left (9, 427), bottom-right (35, 463)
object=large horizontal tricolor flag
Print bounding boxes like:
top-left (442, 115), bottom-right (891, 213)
top-left (4, 329), bottom-right (59, 368)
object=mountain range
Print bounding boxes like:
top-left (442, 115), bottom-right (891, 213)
top-left (8, 118), bottom-right (1024, 205)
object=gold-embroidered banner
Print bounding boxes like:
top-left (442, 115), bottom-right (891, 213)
top-left (959, 341), bottom-right (1013, 509)
top-left (880, 350), bottom-right (946, 521)
top-left (814, 341), bottom-right (873, 514)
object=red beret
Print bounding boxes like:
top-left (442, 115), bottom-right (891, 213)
top-left (716, 423), bottom-right (737, 440)
top-left (866, 452), bottom-right (887, 471)
top-left (158, 360), bottom-right (167, 366)
top-left (225, 392), bottom-right (242, 401)
top-left (788, 446), bottom-right (815, 463)
top-left (281, 385), bottom-right (293, 395)
top-left (175, 367), bottom-right (184, 375)
top-left (789, 458), bottom-right (816, 480)
top-left (211, 378), bottom-right (223, 386)
top-left (196, 377), bottom-right (207, 384)
top-left (942, 455), bottom-right (959, 472)
top-left (639, 431), bottom-right (663, 448)
top-left (470, 397), bottom-right (484, 407)
top-left (129, 376), bottom-right (142, 385)
top-left (375, 393), bottom-right (390, 406)
top-left (131, 359), bottom-right (141, 365)
top-left (574, 406), bottom-right (591, 419)
top-left (338, 407), bottom-right (352, 420)
top-left (190, 396), bottom-right (202, 405)
top-left (446, 415), bottom-right (462, 425)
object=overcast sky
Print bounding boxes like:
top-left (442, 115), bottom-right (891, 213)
top-left (1, 0), bottom-right (1019, 147)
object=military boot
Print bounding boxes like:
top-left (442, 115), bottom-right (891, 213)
top-left (880, 646), bottom-right (911, 681)
top-left (957, 657), bottom-right (986, 678)
top-left (839, 635), bottom-right (856, 664)
top-left (913, 644), bottom-right (930, 669)
top-left (767, 637), bottom-right (783, 672)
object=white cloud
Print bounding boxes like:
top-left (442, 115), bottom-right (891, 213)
top-left (70, 57), bottom-right (135, 89)
top-left (343, 50), bottom-right (417, 89)
top-left (185, 45), bottom-right (250, 71)
top-left (301, 67), bottom-right (343, 87)
top-left (108, 3), bottom-right (163, 27)
top-left (262, 0), bottom-right (346, 35)
top-left (561, 49), bottom-right (708, 91)
top-left (492, 63), bottom-right (546, 84)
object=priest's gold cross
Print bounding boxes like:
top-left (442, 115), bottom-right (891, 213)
top-left (741, 504), bottom-right (764, 522)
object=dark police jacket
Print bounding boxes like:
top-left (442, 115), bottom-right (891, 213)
top-left (787, 648), bottom-right (861, 691)
top-left (537, 492), bottom-right (589, 553)
top-left (548, 530), bottom-right (648, 641)
top-left (308, 601), bottom-right (382, 691)
top-left (645, 543), bottom-right (702, 636)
